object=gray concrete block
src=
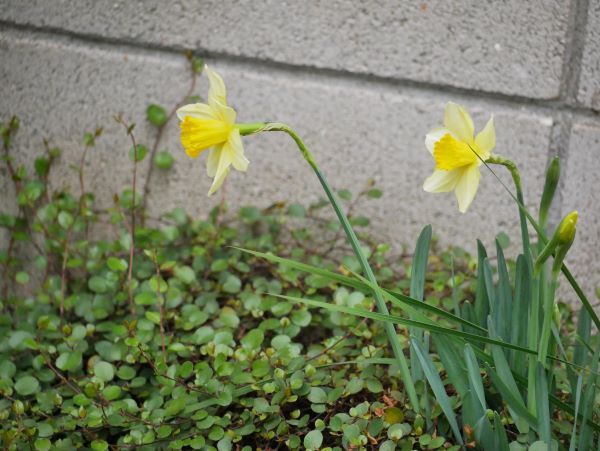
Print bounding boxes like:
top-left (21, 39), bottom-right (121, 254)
top-left (578, 1), bottom-right (600, 110)
top-left (0, 0), bottom-right (570, 99)
top-left (1, 28), bottom-right (554, 265)
top-left (561, 121), bottom-right (600, 308)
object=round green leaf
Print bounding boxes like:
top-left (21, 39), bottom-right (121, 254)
top-left (91, 440), bottom-right (109, 451)
top-left (155, 151), bottom-right (174, 169)
top-left (303, 430), bottom-right (323, 449)
top-left (88, 276), bottom-right (108, 294)
top-left (129, 144), bottom-right (148, 162)
top-left (117, 365), bottom-right (136, 380)
top-left (56, 352), bottom-right (82, 372)
top-left (241, 329), bottom-right (264, 350)
top-left (174, 265), bottom-right (195, 285)
top-left (146, 104), bottom-right (167, 127)
top-left (15, 375), bottom-right (40, 396)
top-left (102, 385), bottom-right (122, 401)
top-left (106, 257), bottom-right (128, 272)
top-left (34, 438), bottom-right (51, 451)
top-left (94, 361), bottom-right (115, 382)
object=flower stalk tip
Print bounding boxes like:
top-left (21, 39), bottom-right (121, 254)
top-left (539, 156), bottom-right (561, 227)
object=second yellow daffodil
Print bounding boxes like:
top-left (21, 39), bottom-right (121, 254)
top-left (423, 102), bottom-right (496, 213)
top-left (177, 66), bottom-right (250, 196)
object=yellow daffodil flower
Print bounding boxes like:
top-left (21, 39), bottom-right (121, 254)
top-left (423, 102), bottom-right (496, 213)
top-left (177, 66), bottom-right (249, 196)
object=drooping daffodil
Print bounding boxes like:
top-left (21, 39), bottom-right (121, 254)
top-left (423, 102), bottom-right (496, 213)
top-left (177, 66), bottom-right (250, 196)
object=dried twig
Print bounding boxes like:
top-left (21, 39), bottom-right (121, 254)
top-left (141, 57), bottom-right (200, 222)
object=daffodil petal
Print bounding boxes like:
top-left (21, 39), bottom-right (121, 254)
top-left (208, 166), bottom-right (231, 196)
top-left (454, 164), bottom-right (480, 213)
top-left (226, 129), bottom-right (249, 171)
top-left (433, 133), bottom-right (478, 170)
top-left (207, 143), bottom-right (233, 196)
top-left (425, 127), bottom-right (451, 155)
top-left (212, 100), bottom-right (237, 124)
top-left (205, 65), bottom-right (228, 108)
top-left (474, 116), bottom-right (495, 159)
top-left (423, 168), bottom-right (462, 193)
top-left (206, 145), bottom-right (222, 177)
top-left (176, 103), bottom-right (217, 121)
top-left (444, 102), bottom-right (474, 144)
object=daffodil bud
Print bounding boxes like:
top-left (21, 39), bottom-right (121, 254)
top-left (556, 211), bottom-right (578, 246)
top-left (539, 156), bottom-right (560, 228)
top-left (535, 211), bottom-right (578, 273)
top-left (551, 211), bottom-right (578, 276)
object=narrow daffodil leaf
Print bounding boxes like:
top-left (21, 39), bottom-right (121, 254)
top-left (237, 246), bottom-right (486, 332)
top-left (411, 339), bottom-right (464, 445)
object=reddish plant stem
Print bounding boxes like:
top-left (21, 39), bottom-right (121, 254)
top-left (141, 62), bottom-right (198, 224)
top-left (116, 116), bottom-right (139, 317)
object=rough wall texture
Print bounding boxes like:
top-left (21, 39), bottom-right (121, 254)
top-left (0, 1), bottom-right (599, 308)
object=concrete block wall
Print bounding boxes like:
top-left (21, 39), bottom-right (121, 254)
top-left (1, 1), bottom-right (599, 309)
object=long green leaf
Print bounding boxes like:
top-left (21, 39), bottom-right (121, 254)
top-left (474, 240), bottom-right (490, 329)
top-left (238, 247), bottom-right (486, 332)
top-left (465, 344), bottom-right (486, 412)
top-left (410, 224), bottom-right (431, 302)
top-left (489, 320), bottom-right (531, 433)
top-left (409, 225), bottom-right (432, 385)
top-left (493, 411), bottom-right (510, 451)
top-left (485, 362), bottom-right (538, 429)
top-left (411, 339), bottom-right (464, 445)
top-left (277, 292), bottom-right (593, 367)
top-left (579, 339), bottom-right (600, 451)
top-left (569, 374), bottom-right (584, 451)
top-left (433, 335), bottom-right (468, 398)
top-left (535, 363), bottom-right (552, 446)
top-left (495, 239), bottom-right (513, 346)
top-left (512, 254), bottom-right (530, 376)
top-left (574, 308), bottom-right (592, 369)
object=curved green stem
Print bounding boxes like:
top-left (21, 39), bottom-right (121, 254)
top-left (487, 155), bottom-right (530, 255)
top-left (259, 122), bottom-right (419, 412)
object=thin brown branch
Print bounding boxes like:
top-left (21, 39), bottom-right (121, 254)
top-left (141, 59), bottom-right (199, 222)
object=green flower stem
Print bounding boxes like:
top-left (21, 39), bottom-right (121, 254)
top-left (538, 278), bottom-right (558, 367)
top-left (487, 155), bottom-right (530, 256)
top-left (257, 121), bottom-right (420, 412)
top-left (527, 273), bottom-right (540, 414)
